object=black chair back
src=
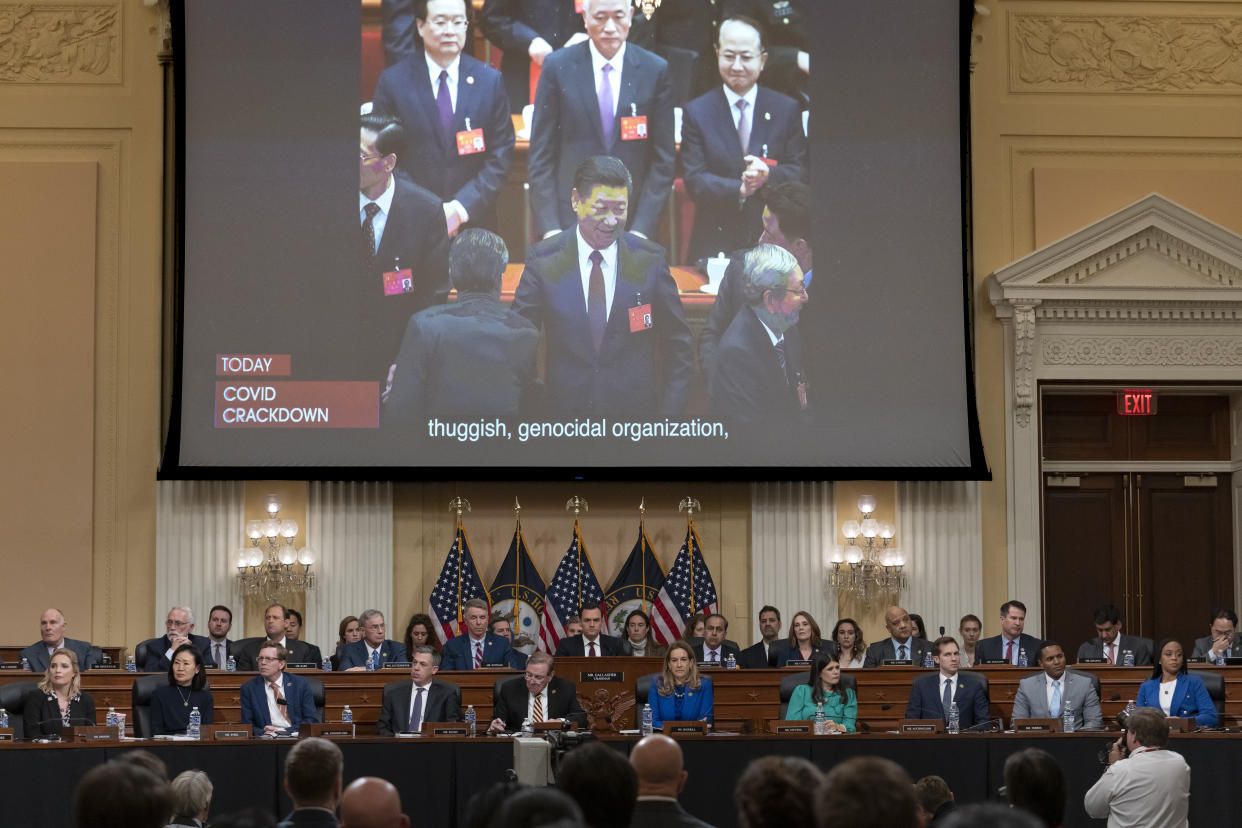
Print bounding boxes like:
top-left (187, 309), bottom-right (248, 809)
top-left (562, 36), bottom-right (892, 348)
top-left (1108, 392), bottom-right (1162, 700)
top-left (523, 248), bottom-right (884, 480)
top-left (133, 641), bottom-right (151, 671)
top-left (303, 676), bottom-right (326, 721)
top-left (636, 673), bottom-right (659, 706)
top-left (87, 646), bottom-right (104, 670)
top-left (961, 669), bottom-right (991, 700)
top-left (494, 675), bottom-right (520, 706)
top-left (1196, 670), bottom-right (1225, 716)
top-left (131, 674), bottom-right (166, 738)
top-left (0, 680), bottom-right (38, 740)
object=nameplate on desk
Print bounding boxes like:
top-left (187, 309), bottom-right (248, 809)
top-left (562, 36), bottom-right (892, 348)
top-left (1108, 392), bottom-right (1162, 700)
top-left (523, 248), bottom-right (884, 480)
top-left (1013, 718), bottom-right (1062, 733)
top-left (302, 722), bottom-right (356, 738)
top-left (1166, 717), bottom-right (1193, 733)
top-left (64, 726), bottom-right (119, 742)
top-left (91, 663), bottom-right (122, 670)
top-left (426, 723), bottom-right (468, 737)
top-left (899, 719), bottom-right (945, 733)
top-left (1077, 657), bottom-right (1107, 664)
top-left (883, 660), bottom-right (913, 666)
top-left (977, 658), bottom-right (1009, 665)
top-left (534, 721), bottom-right (571, 732)
top-left (0, 664), bottom-right (23, 671)
top-left (1225, 657), bottom-right (1242, 666)
top-left (0, 728), bottom-right (13, 743)
top-left (663, 721), bottom-right (707, 736)
top-left (769, 721), bottom-right (811, 734)
top-left (580, 671), bottom-right (623, 683)
top-left (478, 662), bottom-right (507, 669)
top-left (782, 660), bottom-right (811, 667)
top-left (697, 662), bottom-right (722, 669)
top-left (202, 724), bottom-right (250, 740)
top-left (287, 662), bottom-right (318, 670)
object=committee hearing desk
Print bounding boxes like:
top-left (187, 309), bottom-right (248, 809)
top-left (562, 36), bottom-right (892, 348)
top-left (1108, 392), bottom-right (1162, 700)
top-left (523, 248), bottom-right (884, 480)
top-left (2, 659), bottom-right (1239, 828)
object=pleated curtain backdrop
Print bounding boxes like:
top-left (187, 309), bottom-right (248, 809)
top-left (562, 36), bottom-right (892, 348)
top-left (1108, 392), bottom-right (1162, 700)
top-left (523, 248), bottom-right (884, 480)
top-left (306, 481), bottom-right (393, 661)
top-left (896, 480), bottom-right (984, 642)
top-left (750, 481), bottom-right (837, 641)
top-left (155, 480), bottom-right (245, 634)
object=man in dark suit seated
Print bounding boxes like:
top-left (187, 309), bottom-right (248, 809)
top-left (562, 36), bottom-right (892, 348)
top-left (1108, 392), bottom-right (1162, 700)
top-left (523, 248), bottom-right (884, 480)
top-left (441, 598), bottom-right (513, 670)
top-left (385, 229), bottom-right (539, 429)
top-left (1190, 608), bottom-right (1242, 663)
top-left (555, 601), bottom-right (626, 657)
top-left (738, 604), bottom-right (788, 668)
top-left (489, 615), bottom-right (530, 670)
top-left (240, 643), bottom-right (320, 737)
top-left (514, 155), bottom-right (693, 418)
top-left (204, 604), bottom-right (236, 671)
top-left (373, 0), bottom-right (515, 235)
top-left (905, 637), bottom-right (990, 729)
top-left (376, 646), bottom-right (462, 734)
top-left (137, 606), bottom-right (216, 672)
top-left (284, 609), bottom-right (323, 666)
top-left (975, 600), bottom-right (1042, 666)
top-left (694, 613), bottom-right (741, 665)
top-left (1076, 603), bottom-right (1153, 666)
top-left (488, 652), bottom-right (586, 732)
top-left (339, 609), bottom-right (409, 671)
top-left (235, 604), bottom-right (320, 671)
top-left (628, 733), bottom-right (712, 827)
top-left (19, 607), bottom-right (96, 672)
top-left (478, 0), bottom-right (585, 113)
top-left (681, 16), bottom-right (807, 263)
top-left (862, 606), bottom-right (933, 668)
top-left (277, 737), bottom-right (343, 827)
top-left (527, 0), bottom-right (675, 240)
top-left (358, 111), bottom-right (451, 390)
top-left (707, 243), bottom-right (809, 429)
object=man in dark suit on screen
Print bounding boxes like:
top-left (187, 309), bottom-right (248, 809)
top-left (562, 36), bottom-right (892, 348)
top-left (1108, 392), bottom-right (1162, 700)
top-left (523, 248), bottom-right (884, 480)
top-left (478, 0), bottom-right (585, 112)
top-left (488, 652), bottom-right (586, 732)
top-left (373, 0), bottom-right (515, 235)
top-left (513, 155), bottom-right (692, 417)
top-left (359, 112), bottom-right (451, 388)
top-left (681, 16), bottom-right (807, 263)
top-left (376, 647), bottom-right (462, 734)
top-left (527, 0), bottom-right (675, 240)
top-left (555, 602), bottom-right (626, 657)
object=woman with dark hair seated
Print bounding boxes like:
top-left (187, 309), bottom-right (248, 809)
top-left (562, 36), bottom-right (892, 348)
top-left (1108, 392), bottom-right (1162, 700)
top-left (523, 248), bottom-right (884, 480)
top-left (775, 611), bottom-right (837, 666)
top-left (150, 643), bottom-right (214, 735)
top-left (650, 642), bottom-right (713, 728)
top-left (404, 612), bottom-right (442, 658)
top-left (330, 615), bottom-right (362, 671)
top-left (785, 653), bottom-right (856, 732)
top-left (621, 609), bottom-right (666, 658)
top-left (23, 647), bottom-right (95, 737)
top-left (1136, 638), bottom-right (1218, 726)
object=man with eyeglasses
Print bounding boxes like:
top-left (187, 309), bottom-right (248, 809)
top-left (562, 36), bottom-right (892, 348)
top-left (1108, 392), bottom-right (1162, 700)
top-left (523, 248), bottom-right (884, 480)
top-left (373, 0), bottom-right (514, 237)
top-left (488, 652), bottom-right (586, 732)
top-left (707, 242), bottom-right (809, 428)
top-left (137, 606), bottom-right (217, 672)
top-left (241, 642), bottom-right (320, 736)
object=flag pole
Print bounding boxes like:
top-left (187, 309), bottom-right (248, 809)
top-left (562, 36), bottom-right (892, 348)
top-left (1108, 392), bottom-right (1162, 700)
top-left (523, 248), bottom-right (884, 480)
top-left (514, 497), bottom-right (522, 602)
top-left (639, 497), bottom-right (648, 614)
top-left (450, 496), bottom-right (471, 634)
top-left (565, 496), bottom-right (589, 610)
top-left (679, 496), bottom-right (701, 614)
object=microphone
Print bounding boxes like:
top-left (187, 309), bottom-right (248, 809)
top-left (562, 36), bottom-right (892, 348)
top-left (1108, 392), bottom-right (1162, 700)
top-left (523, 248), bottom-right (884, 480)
top-left (939, 626), bottom-right (946, 636)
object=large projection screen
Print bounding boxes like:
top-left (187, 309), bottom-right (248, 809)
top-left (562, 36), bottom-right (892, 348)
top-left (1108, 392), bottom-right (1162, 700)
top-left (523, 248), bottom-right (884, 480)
top-left (165, 0), bottom-right (987, 478)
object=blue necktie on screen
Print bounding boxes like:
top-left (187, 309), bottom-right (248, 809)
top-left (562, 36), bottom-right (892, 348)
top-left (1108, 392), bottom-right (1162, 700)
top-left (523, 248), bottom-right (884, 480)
top-left (437, 70), bottom-right (454, 143)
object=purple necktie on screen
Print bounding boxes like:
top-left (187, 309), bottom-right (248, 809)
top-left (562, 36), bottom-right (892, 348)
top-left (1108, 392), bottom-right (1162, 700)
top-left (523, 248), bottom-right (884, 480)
top-left (598, 64), bottom-right (615, 143)
top-left (736, 99), bottom-right (750, 153)
top-left (437, 69), bottom-right (454, 142)
top-left (588, 250), bottom-right (606, 352)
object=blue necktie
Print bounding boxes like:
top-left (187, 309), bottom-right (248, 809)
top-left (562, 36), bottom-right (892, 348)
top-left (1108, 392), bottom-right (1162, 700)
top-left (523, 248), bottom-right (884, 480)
top-left (371, 649), bottom-right (380, 670)
top-left (941, 678), bottom-right (952, 720)
top-left (1050, 679), bottom-right (1062, 717)
top-left (409, 686), bottom-right (424, 732)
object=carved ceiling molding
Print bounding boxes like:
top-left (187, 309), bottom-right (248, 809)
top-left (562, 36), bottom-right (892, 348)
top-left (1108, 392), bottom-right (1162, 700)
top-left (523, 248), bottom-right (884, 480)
top-left (1010, 13), bottom-right (1242, 93)
top-left (1042, 335), bottom-right (1242, 367)
top-left (0, 3), bottom-right (121, 83)
top-left (1039, 226), bottom-right (1242, 288)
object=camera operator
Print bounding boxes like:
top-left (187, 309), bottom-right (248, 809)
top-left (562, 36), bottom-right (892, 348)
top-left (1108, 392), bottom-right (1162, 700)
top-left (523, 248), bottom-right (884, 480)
top-left (1084, 707), bottom-right (1189, 827)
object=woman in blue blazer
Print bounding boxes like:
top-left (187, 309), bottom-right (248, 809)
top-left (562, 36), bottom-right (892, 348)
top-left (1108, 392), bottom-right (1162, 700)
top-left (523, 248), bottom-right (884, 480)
top-left (785, 653), bottom-right (857, 732)
top-left (650, 642), bottom-right (713, 729)
top-left (1136, 638), bottom-right (1218, 726)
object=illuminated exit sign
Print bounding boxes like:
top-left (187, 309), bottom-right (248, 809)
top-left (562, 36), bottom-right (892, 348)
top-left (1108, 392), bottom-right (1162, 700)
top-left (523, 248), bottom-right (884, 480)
top-left (1117, 389), bottom-right (1157, 415)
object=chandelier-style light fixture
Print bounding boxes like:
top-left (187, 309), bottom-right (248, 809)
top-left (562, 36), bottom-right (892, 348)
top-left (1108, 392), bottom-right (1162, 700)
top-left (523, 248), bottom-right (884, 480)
top-left (236, 497), bottom-right (317, 601)
top-left (827, 494), bottom-right (906, 601)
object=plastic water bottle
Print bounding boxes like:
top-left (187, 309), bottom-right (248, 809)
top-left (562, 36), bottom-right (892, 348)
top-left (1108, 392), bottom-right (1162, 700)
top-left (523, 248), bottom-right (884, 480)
top-left (465, 705), bottom-right (477, 737)
top-left (1017, 648), bottom-right (1028, 668)
top-left (226, 655), bottom-right (237, 672)
top-left (188, 706), bottom-right (201, 740)
top-left (321, 658), bottom-right (332, 672)
top-left (640, 704), bottom-right (653, 736)
top-left (725, 652), bottom-right (737, 670)
top-left (1122, 650), bottom-right (1135, 667)
top-left (521, 717), bottom-right (533, 737)
top-left (0, 709), bottom-right (8, 729)
top-left (947, 701), bottom-right (960, 734)
top-left (106, 707), bottom-right (118, 727)
top-left (21, 657), bottom-right (30, 671)
top-left (1062, 698), bottom-right (1075, 733)
top-left (125, 655), bottom-right (137, 673)
top-left (341, 705), bottom-right (353, 724)
top-left (922, 650), bottom-right (934, 668)
top-left (1123, 699), bottom-right (1137, 722)
top-left (813, 702), bottom-right (828, 735)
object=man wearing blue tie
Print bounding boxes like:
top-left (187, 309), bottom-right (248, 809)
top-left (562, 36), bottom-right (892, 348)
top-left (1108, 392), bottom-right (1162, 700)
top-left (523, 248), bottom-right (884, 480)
top-left (441, 598), bottom-right (513, 669)
top-left (339, 610), bottom-right (408, 671)
top-left (905, 637), bottom-right (990, 730)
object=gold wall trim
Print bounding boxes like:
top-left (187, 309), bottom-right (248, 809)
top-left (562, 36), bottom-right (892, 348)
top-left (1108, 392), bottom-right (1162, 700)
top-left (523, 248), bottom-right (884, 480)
top-left (0, 3), bottom-right (121, 84)
top-left (1010, 12), bottom-right (1242, 93)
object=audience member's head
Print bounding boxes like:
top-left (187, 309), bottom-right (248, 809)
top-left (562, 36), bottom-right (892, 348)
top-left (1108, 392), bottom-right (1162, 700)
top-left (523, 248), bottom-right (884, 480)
top-left (113, 748), bottom-right (170, 781)
top-left (940, 803), bottom-right (1043, 828)
top-left (735, 755), bottom-right (824, 828)
top-left (73, 760), bottom-right (172, 828)
top-left (340, 776), bottom-right (410, 828)
top-left (462, 778), bottom-right (524, 828)
top-left (913, 775), bottom-right (954, 823)
top-left (501, 786), bottom-right (585, 828)
top-left (203, 808), bottom-right (277, 828)
top-left (630, 734), bottom-right (687, 797)
top-left (1126, 706), bottom-right (1171, 749)
top-left (283, 737), bottom-right (345, 811)
top-left (169, 769), bottom-right (213, 825)
top-left (1002, 748), bottom-right (1065, 828)
top-left (557, 741), bottom-right (638, 828)
top-left (817, 756), bottom-right (920, 828)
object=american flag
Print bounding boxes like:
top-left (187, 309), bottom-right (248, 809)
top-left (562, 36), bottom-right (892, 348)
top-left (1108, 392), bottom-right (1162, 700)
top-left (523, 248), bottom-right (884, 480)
top-left (539, 521), bottom-right (605, 652)
top-left (650, 524), bottom-right (719, 646)
top-left (428, 525), bottom-right (489, 644)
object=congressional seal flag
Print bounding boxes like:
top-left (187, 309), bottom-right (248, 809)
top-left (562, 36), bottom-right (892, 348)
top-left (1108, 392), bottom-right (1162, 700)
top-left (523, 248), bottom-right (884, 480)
top-left (650, 519), bottom-right (719, 646)
top-left (488, 507), bottom-right (546, 656)
top-left (428, 513), bottom-right (489, 643)
top-left (539, 520), bottom-right (605, 652)
top-left (603, 517), bottom-right (666, 635)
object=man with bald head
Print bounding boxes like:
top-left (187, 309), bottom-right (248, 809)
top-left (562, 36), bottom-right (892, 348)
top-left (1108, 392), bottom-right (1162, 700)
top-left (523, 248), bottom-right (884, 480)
top-left (340, 777), bottom-right (410, 828)
top-left (861, 606), bottom-right (932, 668)
top-left (20, 608), bottom-right (96, 671)
top-left (629, 734), bottom-right (713, 828)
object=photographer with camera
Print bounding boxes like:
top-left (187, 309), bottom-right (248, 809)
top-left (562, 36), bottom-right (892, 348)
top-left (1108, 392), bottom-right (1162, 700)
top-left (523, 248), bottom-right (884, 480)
top-left (1084, 707), bottom-right (1189, 827)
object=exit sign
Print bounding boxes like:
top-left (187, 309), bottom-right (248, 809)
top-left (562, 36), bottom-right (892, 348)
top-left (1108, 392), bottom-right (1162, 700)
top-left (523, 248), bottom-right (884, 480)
top-left (1117, 389), bottom-right (1157, 415)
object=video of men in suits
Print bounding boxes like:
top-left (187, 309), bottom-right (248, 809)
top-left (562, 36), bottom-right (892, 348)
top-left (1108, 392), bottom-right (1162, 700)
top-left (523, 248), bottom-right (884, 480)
top-left (172, 0), bottom-right (981, 472)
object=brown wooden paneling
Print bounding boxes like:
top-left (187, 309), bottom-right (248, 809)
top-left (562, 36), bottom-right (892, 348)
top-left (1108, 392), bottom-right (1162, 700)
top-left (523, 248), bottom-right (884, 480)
top-left (1131, 396), bottom-right (1230, 462)
top-left (1041, 393), bottom-right (1128, 461)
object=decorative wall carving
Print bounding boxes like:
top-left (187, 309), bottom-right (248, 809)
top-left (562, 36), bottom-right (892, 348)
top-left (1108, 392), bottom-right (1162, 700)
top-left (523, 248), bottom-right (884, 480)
top-left (1013, 300), bottom-right (1039, 428)
top-left (1040, 228), bottom-right (1242, 288)
top-left (0, 4), bottom-right (120, 83)
top-left (1011, 14), bottom-right (1242, 93)
top-left (1043, 335), bottom-right (1242, 366)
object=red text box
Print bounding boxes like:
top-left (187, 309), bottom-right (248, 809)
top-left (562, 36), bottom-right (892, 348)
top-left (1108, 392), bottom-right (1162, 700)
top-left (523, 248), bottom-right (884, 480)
top-left (215, 381), bottom-right (378, 428)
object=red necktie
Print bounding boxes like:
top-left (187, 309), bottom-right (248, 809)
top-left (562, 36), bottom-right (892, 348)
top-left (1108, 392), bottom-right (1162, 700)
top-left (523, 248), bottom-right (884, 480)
top-left (588, 250), bottom-right (606, 352)
top-left (474, 642), bottom-right (482, 668)
top-left (1005, 641), bottom-right (1013, 663)
top-left (588, 641), bottom-right (597, 658)
top-left (1107, 643), bottom-right (1115, 665)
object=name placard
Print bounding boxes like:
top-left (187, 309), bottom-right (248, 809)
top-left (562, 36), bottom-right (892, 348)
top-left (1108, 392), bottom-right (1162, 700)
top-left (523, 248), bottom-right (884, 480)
top-left (64, 726), bottom-right (119, 743)
top-left (301, 722), bottom-right (356, 738)
top-left (1166, 717), bottom-right (1194, 733)
top-left (202, 724), bottom-right (250, 740)
top-left (782, 660), bottom-right (811, 667)
top-left (91, 663), bottom-right (122, 671)
top-left (0, 728), bottom-right (14, 743)
top-left (383, 662), bottom-right (412, 670)
top-left (899, 719), bottom-right (945, 734)
top-left (1077, 657), bottom-right (1107, 664)
top-left (427, 723), bottom-right (468, 737)
top-left (769, 721), bottom-right (811, 734)
top-left (1013, 718), bottom-right (1062, 733)
top-left (0, 664), bottom-right (23, 671)
top-left (286, 662), bottom-right (318, 670)
top-left (580, 671), bottom-right (623, 683)
top-left (663, 721), bottom-right (707, 736)
top-left (883, 659), bottom-right (914, 666)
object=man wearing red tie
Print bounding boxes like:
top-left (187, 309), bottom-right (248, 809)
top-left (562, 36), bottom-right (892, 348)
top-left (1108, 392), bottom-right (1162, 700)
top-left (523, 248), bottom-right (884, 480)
top-left (1075, 603), bottom-right (1154, 667)
top-left (555, 602), bottom-right (625, 657)
top-left (974, 600), bottom-right (1042, 666)
top-left (441, 598), bottom-right (513, 669)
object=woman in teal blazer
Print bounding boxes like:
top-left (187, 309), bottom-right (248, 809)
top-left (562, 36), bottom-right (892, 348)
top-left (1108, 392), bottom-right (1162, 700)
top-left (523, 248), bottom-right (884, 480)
top-left (786, 653), bottom-right (857, 732)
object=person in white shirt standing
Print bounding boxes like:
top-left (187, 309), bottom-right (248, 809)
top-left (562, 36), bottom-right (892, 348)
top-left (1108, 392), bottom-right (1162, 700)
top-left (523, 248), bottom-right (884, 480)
top-left (1084, 706), bottom-right (1189, 827)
